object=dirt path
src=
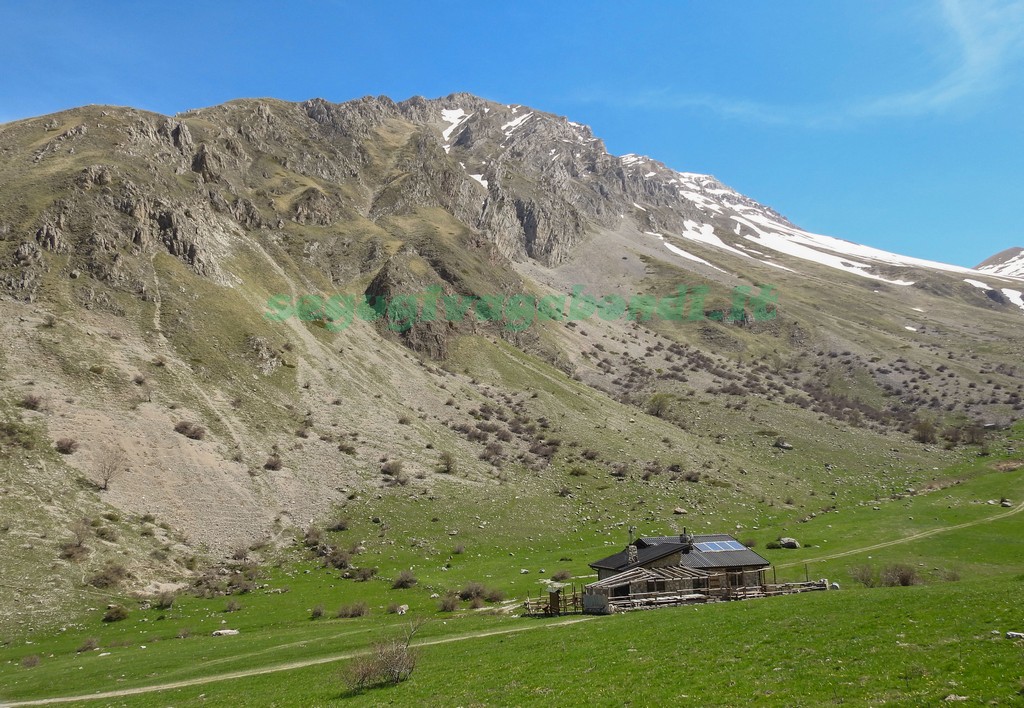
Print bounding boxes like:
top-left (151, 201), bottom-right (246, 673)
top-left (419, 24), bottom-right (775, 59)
top-left (0, 617), bottom-right (596, 706)
top-left (774, 497), bottom-right (1024, 570)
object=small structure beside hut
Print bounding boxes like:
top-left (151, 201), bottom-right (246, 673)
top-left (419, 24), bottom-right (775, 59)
top-left (581, 530), bottom-right (827, 614)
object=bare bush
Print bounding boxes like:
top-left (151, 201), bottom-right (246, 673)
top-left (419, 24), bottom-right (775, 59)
top-left (336, 601), bottom-right (369, 618)
top-left (89, 563), bottom-right (129, 589)
top-left (263, 454), bottom-right (283, 470)
top-left (353, 566), bottom-right (378, 582)
top-left (881, 564), bottom-right (919, 587)
top-left (55, 437), bottom-right (79, 455)
top-left (155, 591), bottom-right (176, 610)
top-left (174, 421), bottom-right (206, 440)
top-left (381, 460), bottom-right (403, 476)
top-left (327, 518), bottom-right (350, 532)
top-left (850, 564), bottom-right (878, 588)
top-left (19, 393), bottom-right (44, 411)
top-left (96, 448), bottom-right (127, 491)
top-left (76, 637), bottom-right (99, 653)
top-left (458, 581), bottom-right (486, 601)
top-left (102, 605), bottom-right (129, 622)
top-left (436, 451), bottom-right (457, 474)
top-left (392, 570), bottom-right (418, 589)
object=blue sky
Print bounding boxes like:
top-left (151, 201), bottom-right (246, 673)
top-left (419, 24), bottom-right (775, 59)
top-left (2, 0), bottom-right (1022, 267)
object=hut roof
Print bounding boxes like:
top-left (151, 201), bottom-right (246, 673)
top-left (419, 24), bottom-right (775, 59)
top-left (589, 534), bottom-right (769, 573)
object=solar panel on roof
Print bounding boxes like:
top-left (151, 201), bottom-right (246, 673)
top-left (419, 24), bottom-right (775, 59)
top-left (694, 540), bottom-right (746, 552)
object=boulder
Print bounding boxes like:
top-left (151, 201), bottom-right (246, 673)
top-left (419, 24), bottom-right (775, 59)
top-left (779, 537), bottom-right (801, 549)
top-left (212, 629), bottom-right (239, 637)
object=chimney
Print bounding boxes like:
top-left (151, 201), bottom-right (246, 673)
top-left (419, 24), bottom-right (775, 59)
top-left (627, 544), bottom-right (638, 565)
top-left (680, 527), bottom-right (694, 553)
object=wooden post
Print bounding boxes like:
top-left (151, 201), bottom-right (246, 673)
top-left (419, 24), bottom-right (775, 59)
top-left (772, 566), bottom-right (777, 585)
top-left (804, 563), bottom-right (809, 583)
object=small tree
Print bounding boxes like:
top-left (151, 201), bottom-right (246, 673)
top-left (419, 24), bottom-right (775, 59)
top-left (96, 448), bottom-right (128, 491)
top-left (341, 620), bottom-right (424, 691)
top-left (646, 393), bottom-right (673, 419)
top-left (912, 417), bottom-right (937, 444)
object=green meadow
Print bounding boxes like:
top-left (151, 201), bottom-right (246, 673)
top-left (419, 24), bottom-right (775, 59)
top-left (2, 426), bottom-right (1022, 706)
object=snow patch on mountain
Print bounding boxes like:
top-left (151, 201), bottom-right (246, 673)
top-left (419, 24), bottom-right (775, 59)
top-left (501, 112), bottom-right (533, 135)
top-left (964, 279), bottom-right (992, 290)
top-left (1002, 288), bottom-right (1024, 311)
top-left (978, 250), bottom-right (1024, 279)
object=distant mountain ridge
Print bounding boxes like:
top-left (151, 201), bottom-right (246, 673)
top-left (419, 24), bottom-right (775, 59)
top-left (976, 247), bottom-right (1024, 278)
top-left (1, 93), bottom-right (1023, 623)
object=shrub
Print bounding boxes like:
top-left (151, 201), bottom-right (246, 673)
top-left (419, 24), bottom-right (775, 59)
top-left (940, 568), bottom-right (961, 582)
top-left (646, 393), bottom-right (673, 418)
top-left (392, 570), bottom-right (418, 589)
top-left (551, 570), bottom-right (572, 582)
top-left (850, 564), bottom-right (878, 588)
top-left (484, 587), bottom-right (505, 603)
top-left (452, 544), bottom-right (465, 555)
top-left (310, 604), bottom-right (325, 620)
top-left (436, 451), bottom-right (457, 474)
top-left (765, 541), bottom-right (782, 550)
top-left (224, 599), bottom-right (242, 613)
top-left (458, 581), bottom-right (486, 601)
top-left (327, 518), bottom-right (350, 532)
top-left (353, 566), bottom-right (378, 582)
top-left (324, 547), bottom-right (351, 570)
top-left (263, 455), bottom-right (283, 470)
top-left (21, 655), bottom-right (41, 668)
top-left (336, 601), bottom-right (369, 618)
top-left (76, 638), bottom-right (99, 653)
top-left (881, 564), bottom-right (919, 587)
top-left (381, 460), bottom-right (403, 476)
top-left (155, 591), bottom-right (176, 610)
top-left (94, 525), bottom-right (118, 543)
top-left (174, 421), bottom-right (206, 440)
top-left (102, 605), bottom-right (129, 622)
top-left (19, 393), bottom-right (44, 411)
top-left (438, 593), bottom-right (459, 612)
top-left (341, 630), bottom-right (419, 691)
top-left (55, 438), bottom-right (79, 454)
top-left (89, 563), bottom-right (129, 589)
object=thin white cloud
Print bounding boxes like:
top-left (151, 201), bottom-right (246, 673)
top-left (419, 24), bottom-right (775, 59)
top-left (583, 0), bottom-right (1024, 128)
top-left (853, 0), bottom-right (1024, 118)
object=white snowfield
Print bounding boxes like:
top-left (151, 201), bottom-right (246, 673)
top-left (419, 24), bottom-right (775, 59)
top-left (978, 250), bottom-right (1024, 278)
top-left (440, 108), bottom-right (472, 153)
top-left (615, 150), bottom-right (1021, 290)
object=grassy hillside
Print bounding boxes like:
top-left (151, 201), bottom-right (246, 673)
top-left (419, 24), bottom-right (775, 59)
top-left (0, 423), bottom-right (1020, 705)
